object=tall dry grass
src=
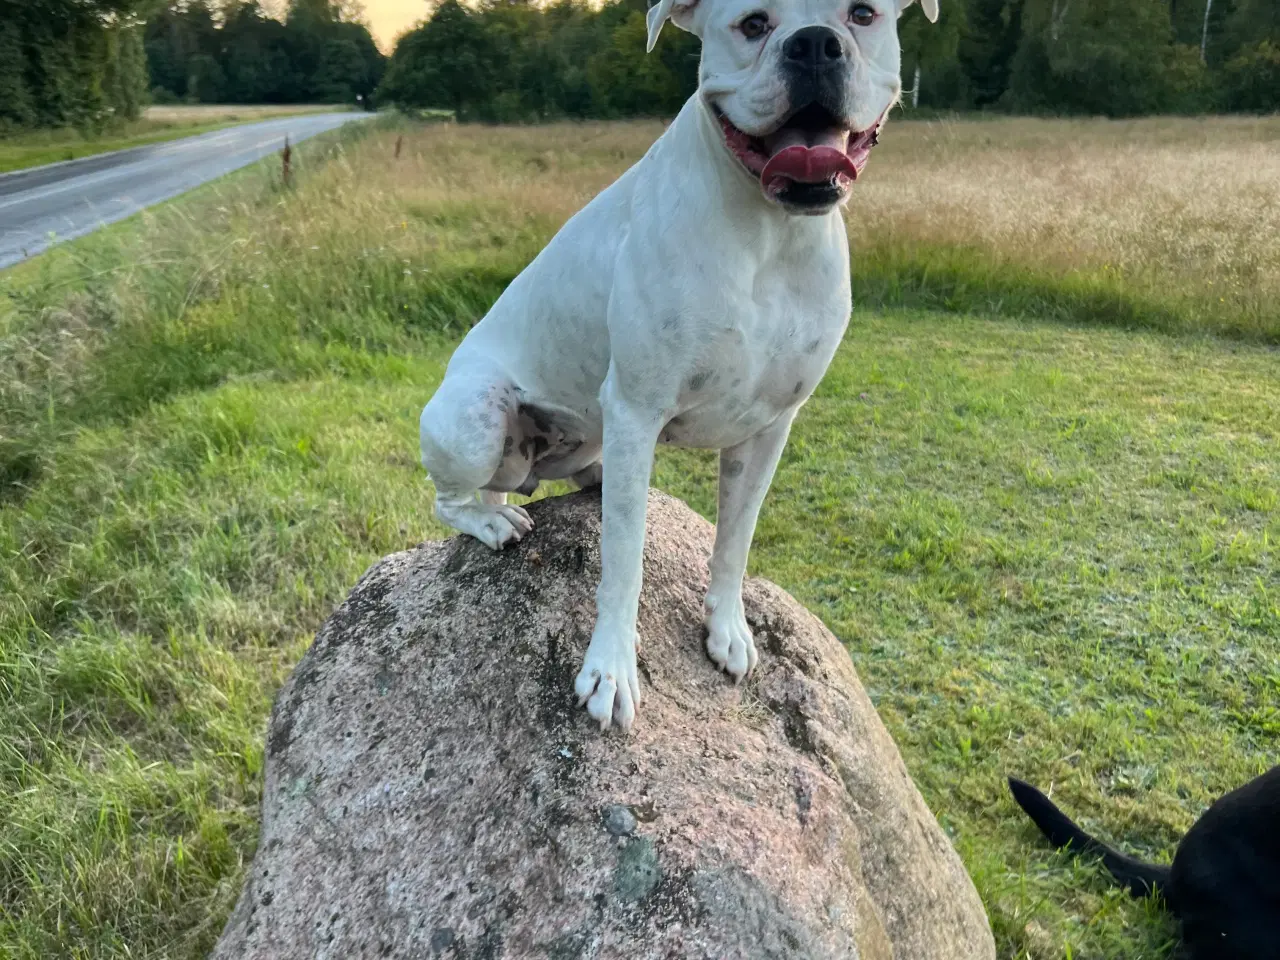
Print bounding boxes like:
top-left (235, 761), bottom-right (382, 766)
top-left (855, 114), bottom-right (1280, 333)
top-left (257, 114), bottom-right (1280, 339)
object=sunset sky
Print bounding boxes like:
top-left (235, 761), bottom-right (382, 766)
top-left (363, 0), bottom-right (428, 50)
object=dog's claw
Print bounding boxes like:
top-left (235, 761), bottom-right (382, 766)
top-left (435, 498), bottom-right (534, 550)
top-left (705, 593), bottom-right (758, 682)
top-left (574, 631), bottom-right (639, 732)
top-left (499, 504), bottom-right (534, 537)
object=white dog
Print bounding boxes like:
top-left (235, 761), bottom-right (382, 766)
top-left (420, 0), bottom-right (938, 731)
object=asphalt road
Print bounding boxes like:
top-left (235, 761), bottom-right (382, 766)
top-left (0, 112), bottom-right (373, 269)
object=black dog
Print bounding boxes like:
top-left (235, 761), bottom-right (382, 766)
top-left (1008, 767), bottom-right (1280, 960)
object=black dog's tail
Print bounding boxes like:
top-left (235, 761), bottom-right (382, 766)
top-left (1008, 777), bottom-right (1172, 902)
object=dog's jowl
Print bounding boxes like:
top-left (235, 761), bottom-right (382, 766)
top-left (419, 0), bottom-right (940, 731)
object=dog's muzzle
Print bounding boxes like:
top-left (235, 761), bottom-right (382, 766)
top-left (715, 25), bottom-right (880, 212)
top-left (781, 25), bottom-right (850, 120)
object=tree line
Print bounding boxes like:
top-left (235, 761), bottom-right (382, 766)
top-left (0, 0), bottom-right (151, 129)
top-left (144, 0), bottom-right (384, 106)
top-left (0, 0), bottom-right (383, 130)
top-left (379, 0), bottom-right (700, 121)
top-left (0, 0), bottom-right (1275, 133)
top-left (380, 0), bottom-right (1280, 120)
top-left (922, 0), bottom-right (1280, 115)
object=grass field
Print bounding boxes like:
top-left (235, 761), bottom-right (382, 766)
top-left (1, 113), bottom-right (1278, 959)
top-left (0, 104), bottom-right (345, 175)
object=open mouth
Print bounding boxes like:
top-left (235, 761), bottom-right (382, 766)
top-left (716, 102), bottom-right (880, 202)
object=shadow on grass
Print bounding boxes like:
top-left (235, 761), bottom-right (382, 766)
top-left (852, 241), bottom-right (1278, 345)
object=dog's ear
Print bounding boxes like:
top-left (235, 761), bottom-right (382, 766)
top-left (898, 0), bottom-right (939, 22)
top-left (646, 0), bottom-right (700, 52)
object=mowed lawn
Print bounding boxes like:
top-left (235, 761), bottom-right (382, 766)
top-left (1, 115), bottom-right (1278, 959)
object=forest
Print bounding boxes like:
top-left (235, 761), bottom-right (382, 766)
top-left (144, 0), bottom-right (384, 105)
top-left (381, 0), bottom-right (1280, 120)
top-left (0, 0), bottom-right (152, 129)
top-left (0, 0), bottom-right (1277, 131)
top-left (0, 0), bottom-right (383, 129)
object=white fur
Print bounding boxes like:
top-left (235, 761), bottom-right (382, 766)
top-left (420, 0), bottom-right (936, 731)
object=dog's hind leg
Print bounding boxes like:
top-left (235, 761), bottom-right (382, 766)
top-left (420, 370), bottom-right (534, 550)
top-left (571, 462), bottom-right (603, 490)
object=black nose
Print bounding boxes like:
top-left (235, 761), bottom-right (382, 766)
top-left (783, 26), bottom-right (845, 67)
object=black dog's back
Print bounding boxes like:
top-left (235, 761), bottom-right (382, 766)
top-left (1009, 768), bottom-right (1280, 960)
top-left (1171, 766), bottom-right (1280, 959)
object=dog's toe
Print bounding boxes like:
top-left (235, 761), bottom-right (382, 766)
top-left (498, 504), bottom-right (534, 535)
top-left (705, 597), bottom-right (758, 682)
top-left (439, 500), bottom-right (530, 550)
top-left (574, 632), bottom-right (639, 732)
top-left (481, 516), bottom-right (524, 549)
top-left (585, 674), bottom-right (618, 729)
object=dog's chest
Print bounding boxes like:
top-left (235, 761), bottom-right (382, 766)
top-left (659, 293), bottom-right (847, 449)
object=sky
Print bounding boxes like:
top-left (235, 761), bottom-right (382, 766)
top-left (363, 0), bottom-right (427, 50)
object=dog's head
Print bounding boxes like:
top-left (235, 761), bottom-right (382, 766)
top-left (648, 0), bottom-right (937, 213)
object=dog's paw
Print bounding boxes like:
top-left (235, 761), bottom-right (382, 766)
top-left (436, 500), bottom-right (533, 550)
top-left (574, 629), bottom-right (640, 732)
top-left (704, 592), bottom-right (758, 682)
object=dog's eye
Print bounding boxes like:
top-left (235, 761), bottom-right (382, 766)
top-left (739, 12), bottom-right (771, 39)
top-left (849, 2), bottom-right (876, 25)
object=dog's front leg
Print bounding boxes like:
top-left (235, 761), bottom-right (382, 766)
top-left (705, 411), bottom-right (797, 681)
top-left (574, 375), bottom-right (663, 732)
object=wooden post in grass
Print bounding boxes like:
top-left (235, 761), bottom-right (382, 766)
top-left (282, 136), bottom-right (293, 188)
top-left (395, 135), bottom-right (404, 160)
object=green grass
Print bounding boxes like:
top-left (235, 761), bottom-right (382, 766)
top-left (0, 106), bottom-right (342, 175)
top-left (1, 118), bottom-right (1277, 959)
top-left (848, 239), bottom-right (1266, 343)
top-left (661, 317), bottom-right (1278, 957)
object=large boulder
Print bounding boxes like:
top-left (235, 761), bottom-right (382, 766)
top-left (214, 489), bottom-right (995, 960)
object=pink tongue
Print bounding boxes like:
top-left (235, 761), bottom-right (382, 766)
top-left (760, 145), bottom-right (859, 188)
